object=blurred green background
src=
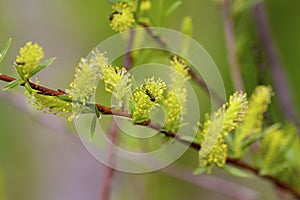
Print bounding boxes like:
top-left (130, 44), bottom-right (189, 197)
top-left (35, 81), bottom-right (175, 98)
top-left (0, 0), bottom-right (299, 199)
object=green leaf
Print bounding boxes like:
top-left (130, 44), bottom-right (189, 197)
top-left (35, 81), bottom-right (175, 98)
top-left (28, 57), bottom-right (56, 78)
top-left (0, 38), bottom-right (12, 64)
top-left (2, 79), bottom-right (23, 90)
top-left (223, 164), bottom-right (251, 178)
top-left (241, 133), bottom-right (263, 151)
top-left (95, 105), bottom-right (101, 118)
top-left (225, 134), bottom-right (234, 152)
top-left (25, 82), bottom-right (32, 95)
top-left (128, 100), bottom-right (135, 115)
top-left (193, 167), bottom-right (206, 175)
top-left (241, 124), bottom-right (281, 152)
top-left (90, 115), bottom-right (97, 140)
top-left (57, 95), bottom-right (72, 102)
top-left (164, 1), bottom-right (182, 17)
top-left (15, 64), bottom-right (24, 79)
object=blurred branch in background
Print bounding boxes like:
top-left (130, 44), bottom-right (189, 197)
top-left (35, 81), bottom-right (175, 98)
top-left (100, 119), bottom-right (118, 200)
top-left (226, 158), bottom-right (300, 199)
top-left (163, 165), bottom-right (259, 200)
top-left (220, 0), bottom-right (244, 91)
top-left (0, 92), bottom-right (73, 138)
top-left (252, 2), bottom-right (300, 135)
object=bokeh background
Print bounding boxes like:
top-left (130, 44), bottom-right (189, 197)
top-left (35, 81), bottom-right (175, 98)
top-left (0, 0), bottom-right (299, 199)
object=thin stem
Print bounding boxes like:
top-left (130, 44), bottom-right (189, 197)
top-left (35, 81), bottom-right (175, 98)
top-left (188, 69), bottom-right (225, 105)
top-left (226, 158), bottom-right (300, 199)
top-left (0, 74), bottom-right (299, 199)
top-left (220, 0), bottom-right (244, 91)
top-left (100, 119), bottom-right (119, 200)
top-left (137, 22), bottom-right (167, 48)
top-left (252, 3), bottom-right (300, 134)
top-left (123, 29), bottom-right (135, 71)
top-left (0, 74), bottom-right (65, 96)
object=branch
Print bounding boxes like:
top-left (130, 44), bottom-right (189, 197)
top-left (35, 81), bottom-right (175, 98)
top-left (226, 158), bottom-right (300, 199)
top-left (252, 3), bottom-right (300, 134)
top-left (137, 22), bottom-right (167, 48)
top-left (188, 69), bottom-right (225, 105)
top-left (220, 0), bottom-right (244, 91)
top-left (1, 74), bottom-right (299, 199)
top-left (163, 165), bottom-right (259, 200)
top-left (123, 28), bottom-right (135, 70)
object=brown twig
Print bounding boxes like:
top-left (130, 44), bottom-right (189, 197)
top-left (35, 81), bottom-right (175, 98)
top-left (188, 69), bottom-right (225, 105)
top-left (123, 29), bottom-right (135, 71)
top-left (137, 22), bottom-right (167, 48)
top-left (226, 158), bottom-right (300, 199)
top-left (220, 0), bottom-right (244, 91)
top-left (1, 74), bottom-right (299, 199)
top-left (0, 74), bottom-right (65, 96)
top-left (252, 3), bottom-right (300, 134)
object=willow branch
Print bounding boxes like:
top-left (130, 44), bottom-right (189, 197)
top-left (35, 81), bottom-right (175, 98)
top-left (137, 22), bottom-right (167, 48)
top-left (220, 0), bottom-right (244, 91)
top-left (252, 3), bottom-right (300, 134)
top-left (226, 158), bottom-right (300, 199)
top-left (123, 29), bottom-right (135, 70)
top-left (188, 69), bottom-right (225, 105)
top-left (0, 74), bottom-right (299, 199)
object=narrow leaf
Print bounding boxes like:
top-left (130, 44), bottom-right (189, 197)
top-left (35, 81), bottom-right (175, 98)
top-left (2, 79), bottom-right (23, 90)
top-left (90, 115), bottom-right (97, 140)
top-left (95, 105), bottom-right (101, 119)
top-left (164, 1), bottom-right (182, 17)
top-left (28, 57), bottom-right (56, 78)
top-left (223, 165), bottom-right (251, 178)
top-left (25, 82), bottom-right (32, 95)
top-left (193, 167), bottom-right (206, 175)
top-left (57, 95), bottom-right (72, 102)
top-left (241, 132), bottom-right (264, 151)
top-left (0, 38), bottom-right (12, 63)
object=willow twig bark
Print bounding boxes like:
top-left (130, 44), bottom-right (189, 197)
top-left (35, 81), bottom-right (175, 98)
top-left (253, 3), bottom-right (300, 134)
top-left (220, 0), bottom-right (244, 91)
